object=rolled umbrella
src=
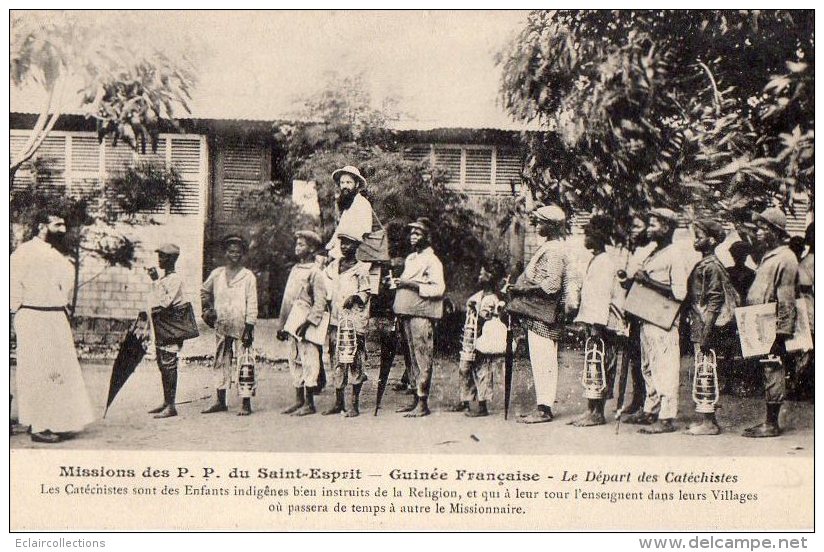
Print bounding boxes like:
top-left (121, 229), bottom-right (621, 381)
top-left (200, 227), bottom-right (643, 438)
top-left (503, 314), bottom-right (514, 420)
top-left (374, 317), bottom-right (400, 415)
top-left (614, 341), bottom-right (631, 413)
top-left (103, 322), bottom-right (149, 417)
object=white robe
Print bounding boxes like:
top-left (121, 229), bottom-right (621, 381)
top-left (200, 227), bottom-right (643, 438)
top-left (11, 238), bottom-right (95, 433)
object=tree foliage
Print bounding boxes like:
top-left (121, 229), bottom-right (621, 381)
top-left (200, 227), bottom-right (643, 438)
top-left (499, 10), bottom-right (814, 239)
top-left (273, 70), bottom-right (401, 182)
top-left (105, 162), bottom-right (184, 218)
top-left (10, 11), bottom-right (198, 180)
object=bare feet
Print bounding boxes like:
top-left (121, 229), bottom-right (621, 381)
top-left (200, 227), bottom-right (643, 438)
top-left (294, 405), bottom-right (316, 417)
top-left (684, 422), bottom-right (721, 436)
top-left (403, 403), bottom-right (430, 418)
top-left (571, 412), bottom-right (606, 427)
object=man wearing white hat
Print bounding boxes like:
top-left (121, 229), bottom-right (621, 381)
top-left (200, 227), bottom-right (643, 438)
top-left (742, 207), bottom-right (798, 438)
top-left (326, 166), bottom-right (376, 258)
top-left (508, 205), bottom-right (577, 424)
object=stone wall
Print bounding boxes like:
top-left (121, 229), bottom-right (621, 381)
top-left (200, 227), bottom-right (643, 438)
top-left (74, 214), bottom-right (205, 320)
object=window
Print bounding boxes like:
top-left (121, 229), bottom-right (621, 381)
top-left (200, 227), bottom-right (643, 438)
top-left (9, 130), bottom-right (205, 216)
top-left (402, 143), bottom-right (524, 195)
top-left (220, 141), bottom-right (265, 215)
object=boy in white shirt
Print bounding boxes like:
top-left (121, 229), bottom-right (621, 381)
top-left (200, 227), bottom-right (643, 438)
top-left (571, 216), bottom-right (624, 427)
top-left (201, 235), bottom-right (258, 416)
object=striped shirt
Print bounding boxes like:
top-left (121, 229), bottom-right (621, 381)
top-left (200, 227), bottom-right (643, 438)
top-left (518, 239), bottom-right (575, 339)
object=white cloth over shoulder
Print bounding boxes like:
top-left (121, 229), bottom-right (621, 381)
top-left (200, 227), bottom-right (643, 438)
top-left (393, 247), bottom-right (446, 319)
top-left (327, 194), bottom-right (375, 258)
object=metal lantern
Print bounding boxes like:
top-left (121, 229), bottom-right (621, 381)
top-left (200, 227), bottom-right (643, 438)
top-left (336, 315), bottom-right (358, 365)
top-left (692, 350), bottom-right (719, 413)
top-left (237, 347), bottom-right (256, 398)
top-left (582, 337), bottom-right (606, 399)
top-left (460, 307), bottom-right (479, 363)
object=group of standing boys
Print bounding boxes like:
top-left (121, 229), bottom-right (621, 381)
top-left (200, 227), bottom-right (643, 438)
top-left (10, 163), bottom-right (808, 443)
top-left (179, 177), bottom-right (809, 437)
top-left (562, 206), bottom-right (808, 438)
top-left (275, 166), bottom-right (446, 418)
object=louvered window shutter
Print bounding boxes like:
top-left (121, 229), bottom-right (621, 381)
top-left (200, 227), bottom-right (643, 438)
top-left (10, 135), bottom-right (36, 191)
top-left (70, 135), bottom-right (102, 198)
top-left (787, 194), bottom-right (811, 236)
top-left (494, 147), bottom-right (524, 194)
top-left (402, 145), bottom-right (432, 165)
top-left (30, 136), bottom-right (68, 195)
top-left (221, 142), bottom-right (264, 216)
top-left (434, 146), bottom-right (462, 189)
top-left (464, 148), bottom-right (493, 195)
top-left (169, 137), bottom-right (202, 215)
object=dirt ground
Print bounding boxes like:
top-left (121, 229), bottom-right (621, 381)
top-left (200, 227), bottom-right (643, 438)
top-left (9, 343), bottom-right (813, 457)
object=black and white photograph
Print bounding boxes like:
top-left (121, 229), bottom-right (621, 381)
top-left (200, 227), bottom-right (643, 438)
top-left (7, 9), bottom-right (815, 532)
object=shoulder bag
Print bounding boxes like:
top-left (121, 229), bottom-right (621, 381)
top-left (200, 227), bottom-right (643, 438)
top-left (151, 302), bottom-right (200, 346)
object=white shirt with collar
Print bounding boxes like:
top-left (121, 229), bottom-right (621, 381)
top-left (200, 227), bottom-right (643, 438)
top-left (392, 246), bottom-right (446, 319)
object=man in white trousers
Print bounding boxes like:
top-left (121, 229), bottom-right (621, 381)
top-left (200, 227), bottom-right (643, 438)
top-left (509, 205), bottom-right (578, 423)
top-left (626, 207), bottom-right (694, 434)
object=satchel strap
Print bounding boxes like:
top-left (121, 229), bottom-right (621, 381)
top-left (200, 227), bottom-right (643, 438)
top-left (371, 209), bottom-right (385, 232)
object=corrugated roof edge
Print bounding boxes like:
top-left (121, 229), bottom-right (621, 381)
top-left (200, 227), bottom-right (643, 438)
top-left (9, 110), bottom-right (547, 136)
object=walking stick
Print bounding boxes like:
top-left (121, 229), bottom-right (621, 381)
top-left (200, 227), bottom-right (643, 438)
top-left (615, 346), bottom-right (631, 414)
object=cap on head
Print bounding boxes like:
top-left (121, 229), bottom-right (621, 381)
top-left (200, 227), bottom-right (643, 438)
top-left (155, 243), bottom-right (181, 256)
top-left (532, 205), bottom-right (566, 224)
top-left (649, 207), bottom-right (680, 225)
top-left (332, 165), bottom-right (367, 188)
top-left (753, 207), bottom-right (788, 235)
top-left (407, 217), bottom-right (432, 236)
top-left (223, 234), bottom-right (248, 250)
top-left (694, 219), bottom-right (726, 244)
top-left (337, 231), bottom-right (363, 244)
top-left (294, 230), bottom-right (322, 250)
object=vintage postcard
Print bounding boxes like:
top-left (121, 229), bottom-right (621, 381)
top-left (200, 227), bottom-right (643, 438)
top-left (8, 9), bottom-right (815, 533)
